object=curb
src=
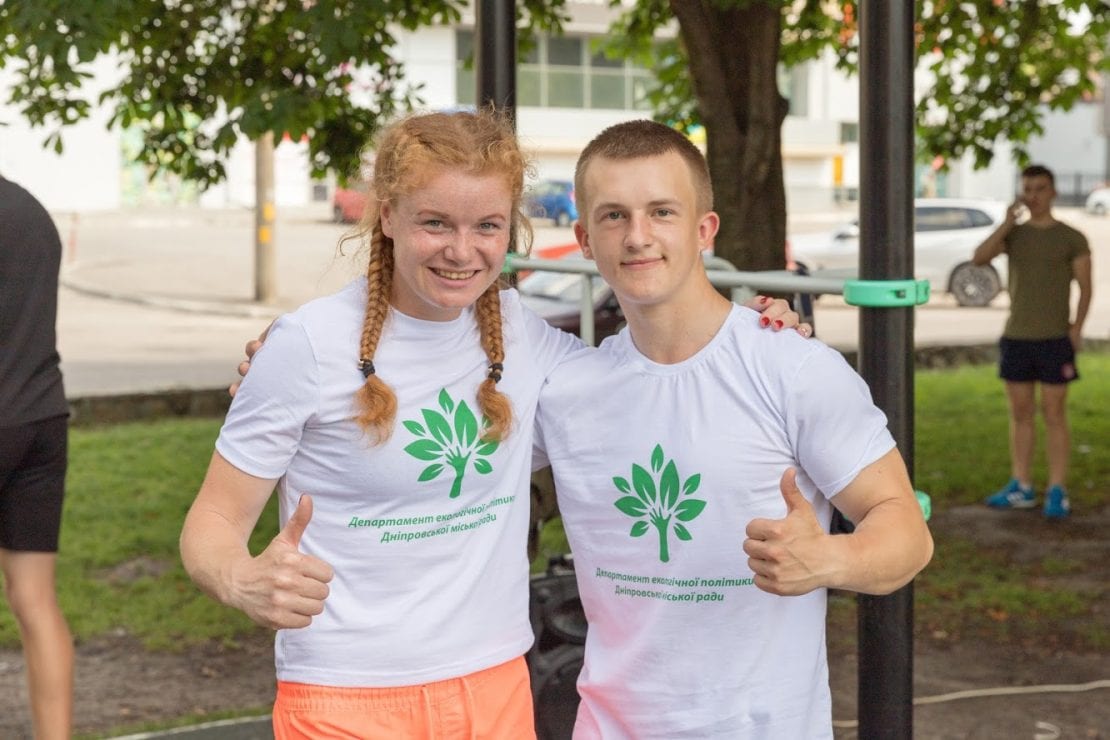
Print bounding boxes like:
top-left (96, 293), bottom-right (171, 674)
top-left (60, 277), bottom-right (283, 320)
top-left (67, 388), bottom-right (231, 427)
top-left (60, 345), bottom-right (991, 428)
top-left (64, 342), bottom-right (1109, 428)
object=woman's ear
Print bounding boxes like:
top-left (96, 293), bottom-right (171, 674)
top-left (380, 200), bottom-right (395, 239)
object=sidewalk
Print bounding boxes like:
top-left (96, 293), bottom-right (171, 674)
top-left (55, 204), bottom-right (1110, 399)
top-left (57, 205), bottom-right (361, 398)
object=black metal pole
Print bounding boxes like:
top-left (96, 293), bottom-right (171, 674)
top-left (475, 0), bottom-right (518, 271)
top-left (857, 1), bottom-right (916, 737)
top-left (475, 0), bottom-right (517, 119)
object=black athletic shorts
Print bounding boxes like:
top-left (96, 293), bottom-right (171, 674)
top-left (999, 336), bottom-right (1079, 385)
top-left (0, 415), bottom-right (68, 552)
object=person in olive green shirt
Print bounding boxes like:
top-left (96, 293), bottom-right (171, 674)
top-left (972, 164), bottom-right (1093, 519)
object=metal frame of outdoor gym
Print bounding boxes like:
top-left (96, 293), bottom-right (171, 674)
top-left (475, 1), bottom-right (918, 736)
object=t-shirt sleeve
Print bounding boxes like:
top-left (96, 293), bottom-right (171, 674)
top-left (215, 314), bottom-right (321, 479)
top-left (1070, 228), bottom-right (1091, 259)
top-left (508, 289), bottom-right (586, 378)
top-left (782, 344), bottom-right (896, 498)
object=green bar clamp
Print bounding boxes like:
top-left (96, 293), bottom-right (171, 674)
top-left (501, 252), bottom-right (518, 274)
top-left (915, 490), bottom-right (932, 522)
top-left (843, 279), bottom-right (930, 307)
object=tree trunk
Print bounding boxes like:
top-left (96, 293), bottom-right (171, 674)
top-left (670, 1), bottom-right (789, 272)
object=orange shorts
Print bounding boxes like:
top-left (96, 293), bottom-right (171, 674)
top-left (272, 655), bottom-right (536, 739)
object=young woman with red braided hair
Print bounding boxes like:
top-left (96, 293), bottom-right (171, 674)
top-left (181, 109), bottom-right (805, 739)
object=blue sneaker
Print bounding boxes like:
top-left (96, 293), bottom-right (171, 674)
top-left (985, 479), bottom-right (1036, 509)
top-left (1043, 485), bottom-right (1071, 519)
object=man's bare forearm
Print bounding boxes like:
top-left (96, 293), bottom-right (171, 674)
top-left (972, 224), bottom-right (1010, 266)
top-left (1072, 257), bottom-right (1093, 334)
top-left (973, 200), bottom-right (1021, 266)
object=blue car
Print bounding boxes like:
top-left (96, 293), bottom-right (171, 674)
top-left (525, 180), bottom-right (577, 227)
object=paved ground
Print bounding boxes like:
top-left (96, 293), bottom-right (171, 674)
top-left (55, 203), bottom-right (1110, 398)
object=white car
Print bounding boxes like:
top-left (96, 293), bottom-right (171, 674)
top-left (789, 198), bottom-right (1009, 307)
top-left (1086, 187), bottom-right (1110, 216)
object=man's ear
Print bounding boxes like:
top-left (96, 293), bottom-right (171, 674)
top-left (574, 221), bottom-right (593, 260)
top-left (697, 210), bottom-right (721, 251)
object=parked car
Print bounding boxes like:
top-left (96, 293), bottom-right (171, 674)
top-left (517, 257), bottom-right (624, 341)
top-left (1086, 186), bottom-right (1110, 216)
top-left (789, 198), bottom-right (1010, 307)
top-left (524, 180), bottom-right (578, 227)
top-left (333, 182), bottom-right (369, 223)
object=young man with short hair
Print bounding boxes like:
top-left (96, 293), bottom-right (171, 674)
top-left (972, 164), bottom-right (1092, 519)
top-left (535, 120), bottom-right (933, 737)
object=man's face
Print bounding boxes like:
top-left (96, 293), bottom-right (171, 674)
top-left (573, 152), bottom-right (718, 310)
top-left (1019, 174), bottom-right (1055, 219)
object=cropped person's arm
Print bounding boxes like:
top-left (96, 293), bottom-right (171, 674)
top-left (180, 451), bottom-right (333, 629)
top-left (1069, 253), bottom-right (1093, 350)
top-left (744, 447), bottom-right (933, 596)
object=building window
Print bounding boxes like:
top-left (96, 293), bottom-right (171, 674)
top-left (456, 30), bottom-right (653, 110)
top-left (839, 122), bottom-right (859, 144)
top-left (547, 36), bottom-right (585, 108)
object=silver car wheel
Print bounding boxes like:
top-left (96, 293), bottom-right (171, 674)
top-left (949, 262), bottom-right (1001, 307)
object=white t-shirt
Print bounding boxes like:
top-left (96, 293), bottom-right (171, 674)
top-left (536, 305), bottom-right (895, 739)
top-left (217, 279), bottom-right (581, 687)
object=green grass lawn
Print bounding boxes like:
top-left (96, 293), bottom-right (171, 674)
top-left (0, 418), bottom-right (278, 650)
top-left (910, 349), bottom-right (1109, 650)
top-left (914, 354), bottom-right (1108, 510)
top-left (1, 352), bottom-right (1106, 652)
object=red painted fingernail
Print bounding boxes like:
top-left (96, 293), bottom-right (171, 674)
top-left (774, 320), bottom-right (784, 329)
top-left (760, 316), bottom-right (770, 327)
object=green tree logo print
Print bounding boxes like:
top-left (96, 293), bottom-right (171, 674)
top-left (613, 444), bottom-right (705, 563)
top-left (402, 389), bottom-right (499, 498)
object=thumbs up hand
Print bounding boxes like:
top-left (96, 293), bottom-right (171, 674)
top-left (743, 469), bottom-right (831, 596)
top-left (229, 494), bottom-right (335, 630)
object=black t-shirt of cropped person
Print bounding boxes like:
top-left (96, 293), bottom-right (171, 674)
top-left (0, 177), bottom-right (68, 427)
